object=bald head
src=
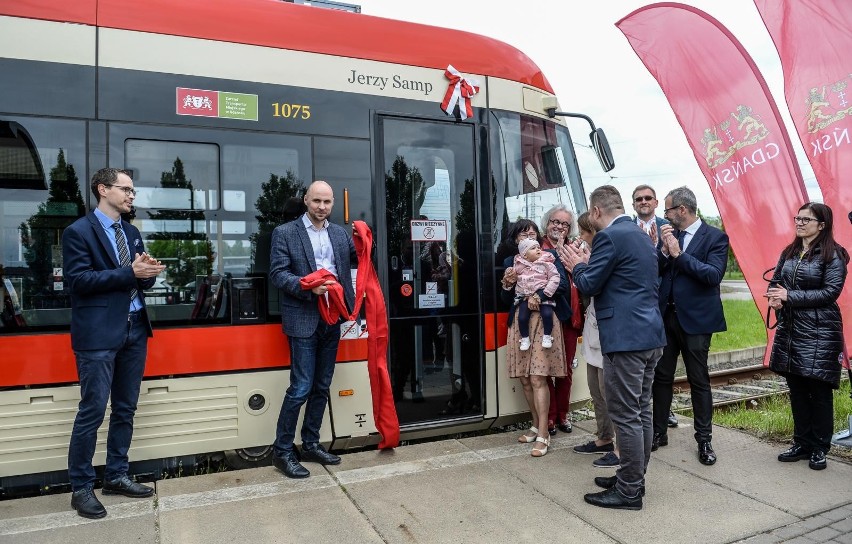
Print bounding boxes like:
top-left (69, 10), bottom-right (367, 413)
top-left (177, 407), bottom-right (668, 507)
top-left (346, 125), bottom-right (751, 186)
top-left (304, 180), bottom-right (334, 228)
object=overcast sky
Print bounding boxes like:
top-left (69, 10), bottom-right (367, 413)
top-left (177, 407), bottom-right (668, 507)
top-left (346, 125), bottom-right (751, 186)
top-left (356, 0), bottom-right (820, 218)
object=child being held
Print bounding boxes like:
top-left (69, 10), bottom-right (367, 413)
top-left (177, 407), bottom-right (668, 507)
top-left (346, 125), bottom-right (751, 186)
top-left (510, 238), bottom-right (560, 351)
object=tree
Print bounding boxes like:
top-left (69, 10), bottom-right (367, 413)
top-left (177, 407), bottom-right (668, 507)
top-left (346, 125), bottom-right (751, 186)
top-left (146, 158), bottom-right (213, 288)
top-left (249, 171), bottom-right (305, 271)
top-left (19, 149), bottom-right (85, 306)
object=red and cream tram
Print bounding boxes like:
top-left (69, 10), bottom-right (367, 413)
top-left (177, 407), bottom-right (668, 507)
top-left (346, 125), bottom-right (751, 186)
top-left (0, 0), bottom-right (613, 493)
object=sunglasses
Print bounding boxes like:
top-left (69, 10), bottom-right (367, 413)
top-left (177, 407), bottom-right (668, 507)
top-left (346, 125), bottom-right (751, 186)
top-left (634, 195), bottom-right (655, 202)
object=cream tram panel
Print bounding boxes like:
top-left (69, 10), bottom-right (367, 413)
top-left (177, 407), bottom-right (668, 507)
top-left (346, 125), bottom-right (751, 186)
top-left (0, 365), bottom-right (375, 478)
top-left (98, 28), bottom-right (485, 109)
top-left (0, 16), bottom-right (95, 65)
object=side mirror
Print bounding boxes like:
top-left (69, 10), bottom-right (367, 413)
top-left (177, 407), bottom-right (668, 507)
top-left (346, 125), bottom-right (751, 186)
top-left (591, 128), bottom-right (615, 172)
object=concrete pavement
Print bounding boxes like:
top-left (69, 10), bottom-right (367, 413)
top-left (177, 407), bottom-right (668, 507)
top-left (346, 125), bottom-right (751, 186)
top-left (2, 417), bottom-right (851, 544)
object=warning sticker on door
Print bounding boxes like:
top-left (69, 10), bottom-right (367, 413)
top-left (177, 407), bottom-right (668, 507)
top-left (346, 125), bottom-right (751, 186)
top-left (410, 220), bottom-right (447, 241)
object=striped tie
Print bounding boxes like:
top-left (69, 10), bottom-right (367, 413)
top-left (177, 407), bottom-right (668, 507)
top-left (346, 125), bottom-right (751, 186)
top-left (112, 222), bottom-right (138, 302)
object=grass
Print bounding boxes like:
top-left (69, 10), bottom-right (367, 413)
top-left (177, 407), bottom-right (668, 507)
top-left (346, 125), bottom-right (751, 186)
top-left (710, 299), bottom-right (767, 352)
top-left (713, 380), bottom-right (852, 458)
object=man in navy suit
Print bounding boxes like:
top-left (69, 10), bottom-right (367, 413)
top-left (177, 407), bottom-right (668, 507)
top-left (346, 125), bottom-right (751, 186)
top-left (63, 168), bottom-right (165, 519)
top-left (269, 180), bottom-right (357, 478)
top-left (632, 184), bottom-right (678, 429)
top-left (652, 186), bottom-right (729, 466)
top-left (562, 185), bottom-right (666, 511)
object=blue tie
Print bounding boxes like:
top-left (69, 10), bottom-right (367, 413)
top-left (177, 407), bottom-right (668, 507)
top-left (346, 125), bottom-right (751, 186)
top-left (677, 230), bottom-right (686, 251)
top-left (112, 222), bottom-right (138, 302)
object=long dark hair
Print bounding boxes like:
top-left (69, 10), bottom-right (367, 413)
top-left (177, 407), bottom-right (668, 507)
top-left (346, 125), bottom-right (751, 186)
top-left (496, 219), bottom-right (541, 262)
top-left (781, 202), bottom-right (850, 264)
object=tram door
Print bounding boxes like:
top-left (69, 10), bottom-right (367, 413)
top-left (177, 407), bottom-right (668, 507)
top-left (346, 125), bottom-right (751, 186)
top-left (376, 117), bottom-right (482, 426)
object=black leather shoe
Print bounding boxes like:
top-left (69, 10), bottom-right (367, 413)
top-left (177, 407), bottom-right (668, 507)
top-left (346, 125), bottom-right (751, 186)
top-left (273, 452), bottom-right (310, 478)
top-left (698, 441), bottom-right (717, 465)
top-left (778, 444), bottom-right (811, 462)
top-left (667, 410), bottom-right (679, 428)
top-left (651, 432), bottom-right (668, 452)
top-left (593, 475), bottom-right (645, 496)
top-left (547, 424), bottom-right (557, 437)
top-left (584, 486), bottom-right (642, 510)
top-left (300, 444), bottom-right (341, 466)
top-left (556, 420), bottom-right (573, 433)
top-left (71, 487), bottom-right (107, 519)
top-left (102, 475), bottom-right (154, 498)
top-left (808, 449), bottom-right (827, 471)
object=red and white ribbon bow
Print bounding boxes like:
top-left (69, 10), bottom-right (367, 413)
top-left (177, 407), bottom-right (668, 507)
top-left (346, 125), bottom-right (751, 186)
top-left (440, 65), bottom-right (480, 120)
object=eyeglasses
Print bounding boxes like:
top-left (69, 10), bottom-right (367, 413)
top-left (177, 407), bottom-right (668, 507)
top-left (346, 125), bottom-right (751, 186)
top-left (517, 230), bottom-right (538, 239)
top-left (549, 219), bottom-right (571, 229)
top-left (663, 204), bottom-right (682, 214)
top-left (793, 216), bottom-right (818, 225)
top-left (634, 195), bottom-right (655, 202)
top-left (109, 185), bottom-right (137, 197)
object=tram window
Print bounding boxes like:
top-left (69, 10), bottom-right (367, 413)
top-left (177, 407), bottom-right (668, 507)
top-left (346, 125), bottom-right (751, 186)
top-left (0, 121), bottom-right (47, 189)
top-left (491, 111), bottom-right (583, 243)
top-left (222, 137), bottom-right (310, 317)
top-left (314, 138), bottom-right (372, 225)
top-left (0, 118), bottom-right (86, 331)
top-left (125, 139), bottom-right (220, 321)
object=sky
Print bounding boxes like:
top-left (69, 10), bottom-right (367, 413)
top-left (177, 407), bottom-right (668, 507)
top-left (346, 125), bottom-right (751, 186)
top-left (356, 0), bottom-right (821, 218)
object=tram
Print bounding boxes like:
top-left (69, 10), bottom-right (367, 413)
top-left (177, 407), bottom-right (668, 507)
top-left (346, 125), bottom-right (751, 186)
top-left (0, 0), bottom-right (613, 493)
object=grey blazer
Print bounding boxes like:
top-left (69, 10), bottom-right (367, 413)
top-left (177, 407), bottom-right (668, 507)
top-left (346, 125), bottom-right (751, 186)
top-left (269, 219), bottom-right (357, 338)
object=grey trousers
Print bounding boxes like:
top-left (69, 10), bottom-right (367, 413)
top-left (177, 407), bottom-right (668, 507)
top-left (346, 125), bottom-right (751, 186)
top-left (604, 348), bottom-right (663, 499)
top-left (586, 364), bottom-right (614, 442)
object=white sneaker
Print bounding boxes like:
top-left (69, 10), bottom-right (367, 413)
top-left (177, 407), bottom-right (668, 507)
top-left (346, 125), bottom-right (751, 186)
top-left (519, 337), bottom-right (531, 351)
top-left (542, 335), bottom-right (553, 348)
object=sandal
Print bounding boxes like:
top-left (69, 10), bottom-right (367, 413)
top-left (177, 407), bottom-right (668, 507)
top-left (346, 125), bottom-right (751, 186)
top-left (518, 426), bottom-right (539, 443)
top-left (531, 436), bottom-right (549, 457)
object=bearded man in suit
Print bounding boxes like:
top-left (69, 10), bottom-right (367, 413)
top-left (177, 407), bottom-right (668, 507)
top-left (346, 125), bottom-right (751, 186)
top-left (652, 186), bottom-right (729, 466)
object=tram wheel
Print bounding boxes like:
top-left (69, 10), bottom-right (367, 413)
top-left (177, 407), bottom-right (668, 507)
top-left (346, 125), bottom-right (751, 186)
top-left (224, 445), bottom-right (274, 470)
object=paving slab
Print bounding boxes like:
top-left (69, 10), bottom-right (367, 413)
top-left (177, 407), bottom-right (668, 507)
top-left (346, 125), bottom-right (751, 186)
top-left (158, 482), bottom-right (381, 544)
top-left (341, 458), bottom-right (613, 544)
top-left (491, 435), bottom-right (796, 544)
top-left (654, 418), bottom-right (852, 517)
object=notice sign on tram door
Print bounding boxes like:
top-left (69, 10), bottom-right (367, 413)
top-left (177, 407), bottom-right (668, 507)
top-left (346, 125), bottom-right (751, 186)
top-left (410, 220), bottom-right (447, 242)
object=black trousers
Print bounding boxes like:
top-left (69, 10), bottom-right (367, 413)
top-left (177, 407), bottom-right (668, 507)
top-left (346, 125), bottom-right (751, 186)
top-left (653, 307), bottom-right (713, 442)
top-left (786, 373), bottom-right (834, 453)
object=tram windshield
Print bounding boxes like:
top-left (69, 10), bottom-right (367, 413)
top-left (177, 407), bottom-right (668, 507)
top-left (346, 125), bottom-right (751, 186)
top-left (490, 112), bottom-right (585, 252)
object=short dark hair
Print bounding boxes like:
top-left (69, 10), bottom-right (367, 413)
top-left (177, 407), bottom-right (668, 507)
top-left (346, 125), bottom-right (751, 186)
top-left (91, 168), bottom-right (130, 202)
top-left (666, 186), bottom-right (698, 214)
top-left (589, 185), bottom-right (624, 213)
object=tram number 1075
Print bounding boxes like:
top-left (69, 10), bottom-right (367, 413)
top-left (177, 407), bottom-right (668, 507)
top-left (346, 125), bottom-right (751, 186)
top-left (271, 102), bottom-right (312, 119)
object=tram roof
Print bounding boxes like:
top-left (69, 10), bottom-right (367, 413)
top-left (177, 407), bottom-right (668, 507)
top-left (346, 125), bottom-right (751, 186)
top-left (3, 0), bottom-right (554, 93)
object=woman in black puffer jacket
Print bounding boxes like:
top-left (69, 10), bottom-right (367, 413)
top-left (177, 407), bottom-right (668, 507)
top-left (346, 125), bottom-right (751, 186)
top-left (766, 202), bottom-right (849, 471)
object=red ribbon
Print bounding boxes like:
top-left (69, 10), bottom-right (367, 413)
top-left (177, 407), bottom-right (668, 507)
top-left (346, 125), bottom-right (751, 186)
top-left (299, 270), bottom-right (349, 325)
top-left (440, 64), bottom-right (480, 120)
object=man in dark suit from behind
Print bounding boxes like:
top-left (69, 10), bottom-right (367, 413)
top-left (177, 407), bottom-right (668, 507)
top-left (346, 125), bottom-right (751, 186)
top-left (632, 184), bottom-right (678, 429)
top-left (652, 186), bottom-right (729, 466)
top-left (561, 185), bottom-right (666, 511)
top-left (269, 180), bottom-right (357, 478)
top-left (63, 168), bottom-right (165, 518)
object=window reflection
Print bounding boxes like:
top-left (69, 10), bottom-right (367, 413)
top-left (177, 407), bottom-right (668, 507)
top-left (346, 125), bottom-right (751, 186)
top-left (490, 111), bottom-right (584, 252)
top-left (0, 117), bottom-right (85, 330)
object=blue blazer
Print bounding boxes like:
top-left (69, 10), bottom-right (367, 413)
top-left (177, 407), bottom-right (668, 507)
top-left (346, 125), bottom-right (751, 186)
top-left (62, 212), bottom-right (155, 351)
top-left (269, 219), bottom-right (357, 338)
top-left (572, 215), bottom-right (666, 354)
top-left (658, 221), bottom-right (728, 335)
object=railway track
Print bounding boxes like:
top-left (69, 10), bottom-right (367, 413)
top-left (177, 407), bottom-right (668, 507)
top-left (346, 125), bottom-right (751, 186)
top-left (672, 363), bottom-right (788, 410)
